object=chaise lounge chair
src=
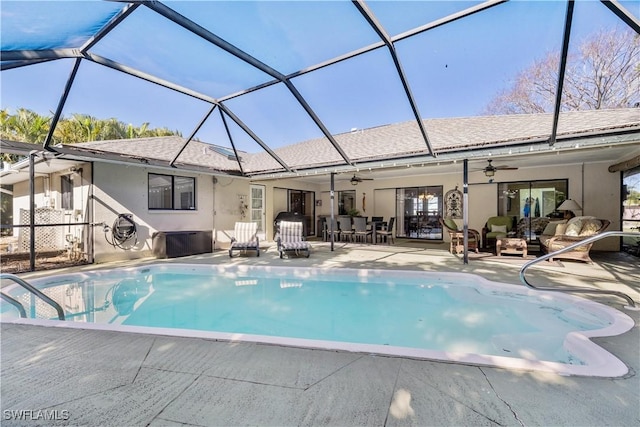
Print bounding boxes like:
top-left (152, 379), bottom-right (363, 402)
top-left (229, 222), bottom-right (260, 257)
top-left (277, 220), bottom-right (310, 258)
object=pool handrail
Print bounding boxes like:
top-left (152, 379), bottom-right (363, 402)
top-left (519, 231), bottom-right (639, 310)
top-left (0, 291), bottom-right (28, 318)
top-left (0, 273), bottom-right (66, 320)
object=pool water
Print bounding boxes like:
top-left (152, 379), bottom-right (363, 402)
top-left (1, 264), bottom-right (634, 377)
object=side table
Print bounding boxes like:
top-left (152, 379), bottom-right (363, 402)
top-left (496, 237), bottom-right (527, 257)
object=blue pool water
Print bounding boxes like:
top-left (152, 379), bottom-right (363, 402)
top-left (1, 264), bottom-right (633, 376)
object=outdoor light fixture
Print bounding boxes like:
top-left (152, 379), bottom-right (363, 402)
top-left (484, 168), bottom-right (495, 177)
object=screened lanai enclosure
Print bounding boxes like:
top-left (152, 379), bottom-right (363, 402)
top-left (1, 1), bottom-right (639, 271)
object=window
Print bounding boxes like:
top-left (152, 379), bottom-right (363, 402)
top-left (61, 175), bottom-right (73, 210)
top-left (498, 180), bottom-right (568, 219)
top-left (396, 186), bottom-right (443, 240)
top-left (148, 173), bottom-right (195, 210)
top-left (338, 190), bottom-right (356, 215)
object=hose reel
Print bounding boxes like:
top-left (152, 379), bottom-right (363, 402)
top-left (105, 213), bottom-right (138, 249)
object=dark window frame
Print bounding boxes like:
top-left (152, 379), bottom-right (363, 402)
top-left (396, 185), bottom-right (444, 240)
top-left (148, 173), bottom-right (196, 211)
top-left (497, 179), bottom-right (569, 219)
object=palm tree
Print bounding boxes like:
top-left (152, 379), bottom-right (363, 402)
top-left (8, 108), bottom-right (50, 143)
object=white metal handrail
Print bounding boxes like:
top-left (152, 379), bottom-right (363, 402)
top-left (519, 231), bottom-right (639, 310)
top-left (0, 273), bottom-right (66, 320)
top-left (0, 292), bottom-right (27, 318)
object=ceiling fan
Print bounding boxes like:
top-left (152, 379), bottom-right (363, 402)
top-left (481, 159), bottom-right (518, 177)
top-left (349, 174), bottom-right (373, 185)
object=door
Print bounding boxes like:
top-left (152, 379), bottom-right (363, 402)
top-left (250, 185), bottom-right (265, 233)
top-left (288, 190), bottom-right (315, 236)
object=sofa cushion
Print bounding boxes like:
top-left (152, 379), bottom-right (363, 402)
top-left (555, 223), bottom-right (568, 235)
top-left (567, 215), bottom-right (596, 225)
top-left (491, 224), bottom-right (508, 233)
top-left (542, 220), bottom-right (566, 236)
top-left (579, 219), bottom-right (602, 236)
top-left (564, 219), bottom-right (583, 236)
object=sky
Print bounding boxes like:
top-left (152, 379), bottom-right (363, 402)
top-left (1, 0), bottom-right (638, 153)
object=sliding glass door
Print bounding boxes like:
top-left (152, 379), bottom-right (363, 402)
top-left (396, 186), bottom-right (443, 240)
top-left (497, 179), bottom-right (568, 239)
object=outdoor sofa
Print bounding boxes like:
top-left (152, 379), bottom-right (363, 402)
top-left (539, 217), bottom-right (610, 263)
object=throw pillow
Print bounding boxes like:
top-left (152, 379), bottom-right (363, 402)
top-left (491, 224), bottom-right (508, 233)
top-left (564, 219), bottom-right (583, 236)
top-left (579, 219), bottom-right (602, 236)
top-left (542, 220), bottom-right (565, 236)
top-left (555, 222), bottom-right (567, 236)
top-left (568, 216), bottom-right (595, 226)
top-left (555, 223), bottom-right (568, 235)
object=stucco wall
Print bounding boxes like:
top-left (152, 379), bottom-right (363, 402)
top-left (9, 157), bottom-right (622, 263)
top-left (11, 164), bottom-right (93, 254)
top-left (210, 176), bottom-right (256, 245)
top-left (92, 164), bottom-right (252, 262)
top-left (255, 161), bottom-right (621, 251)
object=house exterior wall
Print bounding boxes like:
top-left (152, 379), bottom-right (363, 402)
top-left (252, 179), bottom-right (324, 241)
top-left (8, 157), bottom-right (622, 264)
top-left (462, 162), bottom-right (617, 251)
top-left (210, 176), bottom-right (256, 245)
top-left (255, 161), bottom-right (620, 251)
top-left (11, 164), bottom-right (92, 254)
top-left (92, 163), bottom-right (251, 262)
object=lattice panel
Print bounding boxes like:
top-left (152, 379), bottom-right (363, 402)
top-left (18, 208), bottom-right (65, 252)
top-left (10, 285), bottom-right (85, 320)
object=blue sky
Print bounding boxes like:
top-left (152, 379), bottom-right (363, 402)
top-left (1, 0), bottom-right (638, 152)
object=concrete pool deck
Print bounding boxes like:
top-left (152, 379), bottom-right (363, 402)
top-left (1, 241), bottom-right (639, 426)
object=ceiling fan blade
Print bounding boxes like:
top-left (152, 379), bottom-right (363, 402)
top-left (349, 174), bottom-right (373, 181)
top-left (495, 166), bottom-right (518, 170)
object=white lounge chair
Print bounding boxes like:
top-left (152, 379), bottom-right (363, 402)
top-left (277, 220), bottom-right (310, 258)
top-left (229, 222), bottom-right (260, 257)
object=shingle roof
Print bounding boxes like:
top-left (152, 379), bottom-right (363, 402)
top-left (76, 136), bottom-right (245, 173)
top-left (70, 108), bottom-right (639, 175)
top-left (249, 108), bottom-right (640, 172)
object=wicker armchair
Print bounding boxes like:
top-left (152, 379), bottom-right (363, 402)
top-left (440, 217), bottom-right (480, 254)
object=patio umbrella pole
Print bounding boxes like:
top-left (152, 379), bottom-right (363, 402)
top-left (463, 159), bottom-right (469, 265)
top-left (330, 172), bottom-right (335, 251)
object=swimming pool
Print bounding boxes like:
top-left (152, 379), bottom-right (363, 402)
top-left (1, 264), bottom-right (634, 377)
